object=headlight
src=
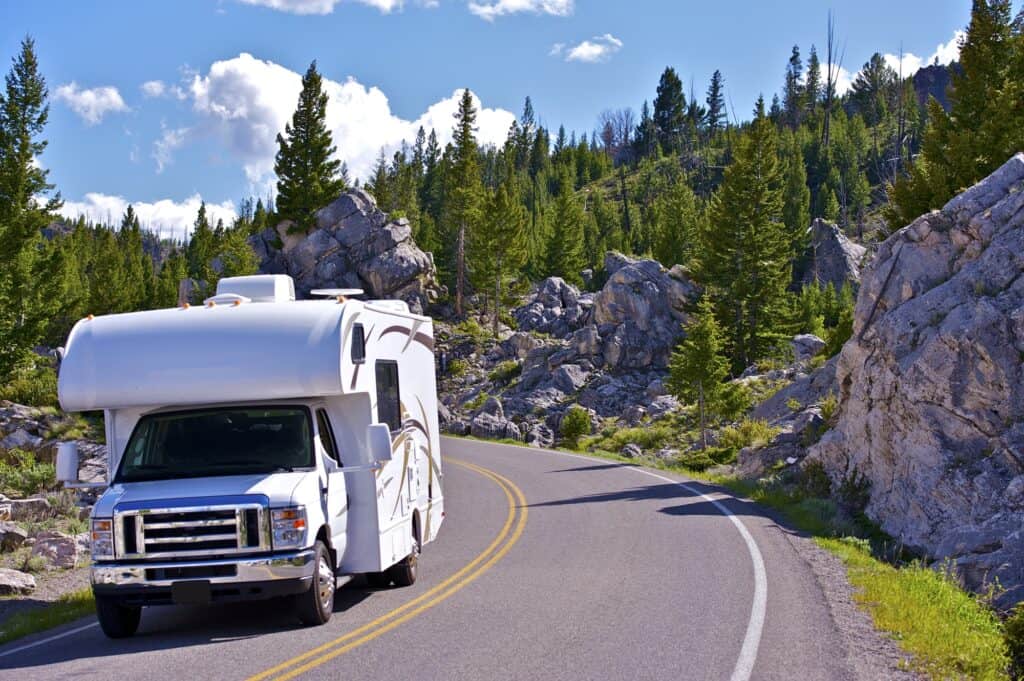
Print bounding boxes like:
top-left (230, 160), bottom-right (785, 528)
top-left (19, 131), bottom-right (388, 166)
top-left (271, 506), bottom-right (307, 549)
top-left (91, 518), bottom-right (114, 560)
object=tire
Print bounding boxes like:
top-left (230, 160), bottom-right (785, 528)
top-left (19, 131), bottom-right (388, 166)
top-left (95, 595), bottom-right (141, 639)
top-left (364, 571), bottom-right (391, 588)
top-left (295, 541), bottom-right (335, 626)
top-left (387, 525), bottom-right (420, 588)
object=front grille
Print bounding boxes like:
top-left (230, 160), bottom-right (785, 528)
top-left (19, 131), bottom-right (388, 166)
top-left (115, 503), bottom-right (267, 559)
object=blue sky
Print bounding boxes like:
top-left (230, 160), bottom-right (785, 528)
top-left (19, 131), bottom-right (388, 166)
top-left (1, 0), bottom-right (990, 236)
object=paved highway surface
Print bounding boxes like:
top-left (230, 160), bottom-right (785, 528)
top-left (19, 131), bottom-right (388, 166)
top-left (0, 437), bottom-right (859, 680)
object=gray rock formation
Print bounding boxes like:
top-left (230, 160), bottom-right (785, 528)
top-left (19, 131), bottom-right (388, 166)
top-left (250, 190), bottom-right (441, 313)
top-left (30, 530), bottom-right (90, 569)
top-left (797, 219), bottom-right (868, 292)
top-left (809, 154), bottom-right (1024, 606)
top-left (0, 567), bottom-right (35, 595)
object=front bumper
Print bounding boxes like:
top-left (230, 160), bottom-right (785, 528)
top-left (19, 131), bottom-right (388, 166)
top-left (91, 550), bottom-right (316, 605)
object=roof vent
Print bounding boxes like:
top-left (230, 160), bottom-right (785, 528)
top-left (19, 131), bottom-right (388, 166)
top-left (216, 275), bottom-right (295, 303)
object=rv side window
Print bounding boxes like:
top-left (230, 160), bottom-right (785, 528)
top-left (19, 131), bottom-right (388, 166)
top-left (375, 360), bottom-right (401, 432)
top-left (351, 324), bottom-right (365, 364)
top-left (316, 409), bottom-right (341, 465)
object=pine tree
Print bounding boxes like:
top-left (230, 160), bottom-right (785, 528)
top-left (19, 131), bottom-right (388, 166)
top-left (667, 295), bottom-right (748, 449)
top-left (274, 61), bottom-right (344, 233)
top-left (471, 183), bottom-right (528, 335)
top-left (805, 46), bottom-right (822, 115)
top-left (544, 169), bottom-right (585, 284)
top-left (887, 0), bottom-right (1020, 227)
top-left (186, 202), bottom-right (216, 298)
top-left (0, 37), bottom-right (62, 380)
top-left (849, 53), bottom-right (897, 127)
top-left (705, 70), bottom-right (726, 139)
top-left (699, 97), bottom-right (790, 372)
top-left (652, 180), bottom-right (700, 268)
top-left (444, 89), bottom-right (484, 316)
top-left (781, 131), bottom-right (811, 263)
top-left (117, 206), bottom-right (150, 312)
top-left (154, 250), bottom-right (188, 308)
top-left (634, 100), bottom-right (659, 159)
top-left (653, 67), bottom-right (686, 154)
top-left (88, 228), bottom-right (126, 316)
top-left (782, 46), bottom-right (804, 129)
top-left (219, 226), bottom-right (259, 280)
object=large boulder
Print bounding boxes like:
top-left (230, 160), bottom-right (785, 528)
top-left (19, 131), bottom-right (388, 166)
top-left (513, 277), bottom-right (588, 337)
top-left (249, 189), bottom-right (441, 313)
top-left (809, 154), bottom-right (1024, 606)
top-left (30, 530), bottom-right (90, 569)
top-left (797, 219), bottom-right (867, 293)
top-left (591, 253), bottom-right (699, 370)
top-left (0, 568), bottom-right (35, 595)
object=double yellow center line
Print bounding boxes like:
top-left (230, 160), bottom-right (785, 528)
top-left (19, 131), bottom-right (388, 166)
top-left (247, 458), bottom-right (527, 681)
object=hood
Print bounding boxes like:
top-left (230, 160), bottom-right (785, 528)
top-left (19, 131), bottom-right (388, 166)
top-left (93, 471), bottom-right (317, 518)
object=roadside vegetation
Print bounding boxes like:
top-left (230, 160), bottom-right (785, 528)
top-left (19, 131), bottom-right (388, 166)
top-left (0, 589), bottom-right (94, 646)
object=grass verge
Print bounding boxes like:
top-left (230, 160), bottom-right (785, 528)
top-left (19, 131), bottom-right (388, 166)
top-left (450, 433), bottom-right (1014, 679)
top-left (0, 588), bottom-right (95, 646)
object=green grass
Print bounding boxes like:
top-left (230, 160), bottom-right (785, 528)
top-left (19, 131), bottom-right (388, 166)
top-left (0, 588), bottom-right (95, 645)
top-left (820, 538), bottom-right (1010, 681)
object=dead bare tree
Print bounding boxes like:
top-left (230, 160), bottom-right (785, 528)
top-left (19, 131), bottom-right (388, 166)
top-left (822, 10), bottom-right (846, 150)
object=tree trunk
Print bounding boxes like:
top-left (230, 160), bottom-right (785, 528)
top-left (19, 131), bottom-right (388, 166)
top-left (698, 381), bottom-right (708, 450)
top-left (455, 222), bottom-right (465, 316)
top-left (493, 256), bottom-right (502, 338)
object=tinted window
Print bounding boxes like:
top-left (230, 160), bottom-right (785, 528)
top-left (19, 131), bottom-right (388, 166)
top-left (117, 406), bottom-right (314, 483)
top-left (375, 361), bottom-right (401, 431)
top-left (351, 324), bottom-right (366, 364)
top-left (316, 409), bottom-right (340, 464)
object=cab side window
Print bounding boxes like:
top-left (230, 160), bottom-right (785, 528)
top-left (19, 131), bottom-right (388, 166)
top-left (351, 324), bottom-right (366, 364)
top-left (316, 409), bottom-right (341, 465)
top-left (375, 360), bottom-right (401, 432)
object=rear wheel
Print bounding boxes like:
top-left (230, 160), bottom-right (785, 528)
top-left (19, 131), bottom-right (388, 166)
top-left (387, 525), bottom-right (420, 587)
top-left (95, 595), bottom-right (141, 639)
top-left (295, 541), bottom-right (335, 626)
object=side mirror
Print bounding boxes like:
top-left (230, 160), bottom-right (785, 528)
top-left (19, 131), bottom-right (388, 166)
top-left (56, 442), bottom-right (80, 484)
top-left (367, 424), bottom-right (393, 465)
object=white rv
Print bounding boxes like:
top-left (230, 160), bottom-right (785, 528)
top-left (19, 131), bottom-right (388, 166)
top-left (56, 274), bottom-right (444, 638)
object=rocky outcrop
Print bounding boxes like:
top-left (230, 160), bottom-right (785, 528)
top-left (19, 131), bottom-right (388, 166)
top-left (0, 568), bottom-right (35, 595)
top-left (797, 219), bottom-right (867, 293)
top-left (250, 190), bottom-right (442, 313)
top-left (30, 530), bottom-right (90, 570)
top-left (810, 154), bottom-right (1024, 606)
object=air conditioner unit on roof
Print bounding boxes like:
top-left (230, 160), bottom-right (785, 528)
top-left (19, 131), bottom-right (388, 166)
top-left (216, 275), bottom-right (295, 303)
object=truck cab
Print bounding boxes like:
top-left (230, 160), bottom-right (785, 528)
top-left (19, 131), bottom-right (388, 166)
top-left (57, 275), bottom-right (444, 638)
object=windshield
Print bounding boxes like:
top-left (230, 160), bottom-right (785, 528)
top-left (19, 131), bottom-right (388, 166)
top-left (116, 406), bottom-right (314, 483)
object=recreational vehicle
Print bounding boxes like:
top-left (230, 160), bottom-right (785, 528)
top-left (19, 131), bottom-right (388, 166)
top-left (55, 274), bottom-right (444, 638)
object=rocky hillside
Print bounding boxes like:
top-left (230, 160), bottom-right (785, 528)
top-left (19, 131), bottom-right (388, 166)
top-left (810, 153), bottom-right (1024, 607)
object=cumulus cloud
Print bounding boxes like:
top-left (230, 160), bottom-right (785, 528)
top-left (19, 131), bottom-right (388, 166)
top-left (468, 0), bottom-right (572, 21)
top-left (54, 82), bottom-right (129, 125)
top-left (189, 53), bottom-right (515, 185)
top-left (153, 123), bottom-right (190, 173)
top-left (884, 30), bottom-right (965, 75)
top-left (237, 0), bottom-right (403, 14)
top-left (59, 193), bottom-right (236, 240)
top-left (559, 33), bottom-right (623, 63)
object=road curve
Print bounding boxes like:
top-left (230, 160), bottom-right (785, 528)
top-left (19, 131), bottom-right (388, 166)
top-left (0, 437), bottom-right (857, 680)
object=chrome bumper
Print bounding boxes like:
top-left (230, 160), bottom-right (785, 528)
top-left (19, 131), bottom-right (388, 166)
top-left (91, 550), bottom-right (316, 588)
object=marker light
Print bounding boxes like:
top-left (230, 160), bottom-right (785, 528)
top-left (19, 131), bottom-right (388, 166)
top-left (271, 506), bottom-right (308, 549)
top-left (92, 518), bottom-right (114, 560)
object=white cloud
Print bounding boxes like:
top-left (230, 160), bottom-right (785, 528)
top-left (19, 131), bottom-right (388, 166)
top-left (468, 0), bottom-right (572, 21)
top-left (59, 193), bottom-right (236, 240)
top-left (54, 82), bottom-right (129, 125)
top-left (189, 53), bottom-right (515, 185)
top-left (141, 80), bottom-right (187, 100)
top-left (884, 30), bottom-right (965, 75)
top-left (562, 33), bottom-right (623, 63)
top-left (237, 0), bottom-right (403, 14)
top-left (549, 43), bottom-right (565, 57)
top-left (153, 123), bottom-right (190, 173)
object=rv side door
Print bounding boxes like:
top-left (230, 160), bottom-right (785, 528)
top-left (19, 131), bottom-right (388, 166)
top-left (316, 408), bottom-right (347, 565)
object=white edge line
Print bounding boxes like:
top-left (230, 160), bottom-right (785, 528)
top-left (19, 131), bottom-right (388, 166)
top-left (0, 621), bottom-right (98, 658)
top-left (450, 438), bottom-right (768, 681)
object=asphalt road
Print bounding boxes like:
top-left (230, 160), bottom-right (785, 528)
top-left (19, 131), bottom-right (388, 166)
top-left (0, 437), bottom-right (857, 681)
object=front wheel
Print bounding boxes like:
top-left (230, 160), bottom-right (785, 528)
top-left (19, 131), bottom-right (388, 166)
top-left (387, 527), bottom-right (420, 587)
top-left (295, 541), bottom-right (335, 626)
top-left (95, 595), bottom-right (141, 639)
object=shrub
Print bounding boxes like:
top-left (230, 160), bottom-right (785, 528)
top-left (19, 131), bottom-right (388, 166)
top-left (799, 460), bottom-right (833, 498)
top-left (786, 397), bottom-right (802, 412)
top-left (464, 392), bottom-right (489, 412)
top-left (0, 449), bottom-right (56, 497)
top-left (719, 418), bottom-right (779, 452)
top-left (837, 469), bottom-right (871, 514)
top-left (20, 554), bottom-right (47, 574)
top-left (1006, 602), bottom-right (1024, 680)
top-left (0, 366), bottom-right (58, 407)
top-left (447, 358), bottom-right (467, 377)
top-left (488, 360), bottom-right (521, 385)
top-left (679, 449), bottom-right (717, 470)
top-left (820, 392), bottom-right (839, 423)
top-left (559, 406), bottom-right (591, 449)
